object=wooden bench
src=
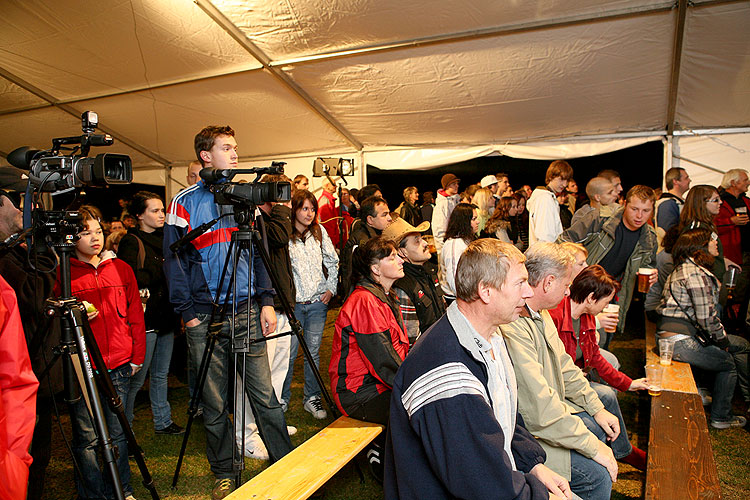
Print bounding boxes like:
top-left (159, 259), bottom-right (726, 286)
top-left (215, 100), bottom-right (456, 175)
top-left (226, 416), bottom-right (383, 500)
top-left (644, 321), bottom-right (721, 500)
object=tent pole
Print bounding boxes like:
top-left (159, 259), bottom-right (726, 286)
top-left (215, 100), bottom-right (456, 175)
top-left (666, 0), bottom-right (688, 135)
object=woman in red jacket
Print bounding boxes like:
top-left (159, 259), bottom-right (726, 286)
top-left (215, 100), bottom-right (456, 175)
top-left (329, 236), bottom-right (408, 481)
top-left (57, 206), bottom-right (146, 500)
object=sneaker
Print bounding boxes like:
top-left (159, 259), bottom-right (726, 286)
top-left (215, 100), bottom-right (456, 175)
top-left (698, 387), bottom-right (713, 406)
top-left (212, 478), bottom-right (235, 500)
top-left (155, 422), bottom-right (185, 435)
top-left (366, 445), bottom-right (383, 483)
top-left (304, 396), bottom-right (327, 420)
top-left (244, 437), bottom-right (269, 460)
top-left (710, 415), bottom-right (747, 429)
top-left (287, 425), bottom-right (298, 436)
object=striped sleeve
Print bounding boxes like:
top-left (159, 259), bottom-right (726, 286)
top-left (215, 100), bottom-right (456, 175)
top-left (401, 362), bottom-right (489, 418)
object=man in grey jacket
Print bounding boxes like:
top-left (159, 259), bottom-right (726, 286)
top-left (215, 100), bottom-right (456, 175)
top-left (559, 185), bottom-right (658, 347)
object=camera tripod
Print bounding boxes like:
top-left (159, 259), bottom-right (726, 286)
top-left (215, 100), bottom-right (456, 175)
top-left (39, 243), bottom-right (158, 500)
top-left (171, 204), bottom-right (339, 489)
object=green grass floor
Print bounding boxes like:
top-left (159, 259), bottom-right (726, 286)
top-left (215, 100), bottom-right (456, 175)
top-left (44, 306), bottom-right (749, 499)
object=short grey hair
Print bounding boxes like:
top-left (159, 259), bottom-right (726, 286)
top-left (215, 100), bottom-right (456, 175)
top-left (524, 242), bottom-right (574, 287)
top-left (721, 169), bottom-right (748, 189)
top-left (456, 239), bottom-right (524, 302)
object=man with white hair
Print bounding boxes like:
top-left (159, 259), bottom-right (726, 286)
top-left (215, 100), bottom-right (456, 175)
top-left (716, 168), bottom-right (750, 318)
top-left (501, 242), bottom-right (623, 500)
top-left (385, 239), bottom-right (571, 500)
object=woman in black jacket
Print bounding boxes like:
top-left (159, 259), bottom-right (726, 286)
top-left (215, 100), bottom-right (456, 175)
top-left (118, 191), bottom-right (183, 435)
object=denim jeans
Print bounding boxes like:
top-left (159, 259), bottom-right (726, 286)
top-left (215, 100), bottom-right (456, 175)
top-left (282, 301), bottom-right (329, 404)
top-left (579, 383), bottom-right (633, 460)
top-left (70, 363), bottom-right (132, 499)
top-left (671, 333), bottom-right (750, 422)
top-left (569, 447), bottom-right (612, 500)
top-left (186, 304), bottom-right (292, 477)
top-left (126, 330), bottom-right (156, 425)
top-left (149, 331), bottom-right (175, 430)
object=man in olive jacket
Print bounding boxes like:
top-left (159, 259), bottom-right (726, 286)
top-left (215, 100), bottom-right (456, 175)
top-left (558, 185), bottom-right (658, 346)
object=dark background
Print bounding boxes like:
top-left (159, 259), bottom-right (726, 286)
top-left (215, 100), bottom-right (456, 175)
top-left (368, 141), bottom-right (663, 207)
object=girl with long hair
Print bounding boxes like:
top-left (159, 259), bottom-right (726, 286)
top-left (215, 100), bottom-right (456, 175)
top-left (438, 203), bottom-right (479, 302)
top-left (470, 187), bottom-right (493, 234)
top-left (482, 196), bottom-right (521, 248)
top-left (513, 190), bottom-right (529, 250)
top-left (284, 189), bottom-right (339, 419)
top-left (657, 228), bottom-right (750, 428)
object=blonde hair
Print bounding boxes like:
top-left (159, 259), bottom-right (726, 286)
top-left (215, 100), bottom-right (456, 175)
top-left (471, 187), bottom-right (493, 216)
top-left (559, 241), bottom-right (588, 259)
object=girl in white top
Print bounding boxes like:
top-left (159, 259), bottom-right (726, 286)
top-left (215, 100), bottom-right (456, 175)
top-left (439, 203), bottom-right (479, 301)
top-left (283, 190), bottom-right (339, 419)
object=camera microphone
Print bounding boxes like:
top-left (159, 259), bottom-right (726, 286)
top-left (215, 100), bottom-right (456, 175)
top-left (199, 168), bottom-right (232, 183)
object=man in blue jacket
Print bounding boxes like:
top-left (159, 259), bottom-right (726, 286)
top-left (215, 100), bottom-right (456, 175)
top-left (385, 239), bottom-right (571, 500)
top-left (164, 125), bottom-right (292, 499)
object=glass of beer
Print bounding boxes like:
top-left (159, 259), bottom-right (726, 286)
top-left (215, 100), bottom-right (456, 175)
top-left (602, 304), bottom-right (619, 333)
top-left (637, 268), bottom-right (655, 293)
top-left (645, 364), bottom-right (665, 396)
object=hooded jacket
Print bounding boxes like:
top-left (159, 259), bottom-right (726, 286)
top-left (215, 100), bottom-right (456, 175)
top-left (62, 255), bottom-right (146, 369)
top-left (432, 189), bottom-right (460, 253)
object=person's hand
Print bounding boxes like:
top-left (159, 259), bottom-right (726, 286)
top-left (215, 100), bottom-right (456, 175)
top-left (185, 318), bottom-right (201, 328)
top-left (593, 440), bottom-right (618, 482)
top-left (320, 290), bottom-right (333, 305)
top-left (628, 377), bottom-right (650, 391)
top-left (529, 464), bottom-right (572, 500)
top-left (648, 270), bottom-right (658, 286)
top-left (87, 310), bottom-right (99, 322)
top-left (596, 312), bottom-right (618, 333)
top-left (130, 363), bottom-right (142, 376)
top-left (260, 305), bottom-right (277, 336)
top-left (593, 408), bottom-right (620, 441)
top-left (731, 214), bottom-right (749, 225)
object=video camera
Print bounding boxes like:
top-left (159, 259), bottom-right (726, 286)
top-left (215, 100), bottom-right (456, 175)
top-left (200, 162), bottom-right (291, 206)
top-left (8, 111), bottom-right (132, 193)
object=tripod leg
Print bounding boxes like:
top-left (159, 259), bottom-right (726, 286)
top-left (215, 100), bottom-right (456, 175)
top-left (75, 306), bottom-right (161, 500)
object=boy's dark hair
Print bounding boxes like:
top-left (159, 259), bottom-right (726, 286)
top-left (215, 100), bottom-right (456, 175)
top-left (194, 125), bottom-right (235, 166)
top-left (358, 184), bottom-right (382, 202)
top-left (359, 196), bottom-right (387, 221)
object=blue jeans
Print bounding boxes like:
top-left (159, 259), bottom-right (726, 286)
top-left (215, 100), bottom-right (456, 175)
top-left (569, 447), bottom-right (612, 500)
top-left (149, 332), bottom-right (175, 430)
top-left (186, 305), bottom-right (292, 478)
top-left (125, 330), bottom-right (156, 425)
top-left (671, 333), bottom-right (750, 422)
top-left (282, 301), bottom-right (329, 404)
top-left (71, 363), bottom-right (132, 499)
top-left (581, 383), bottom-right (633, 460)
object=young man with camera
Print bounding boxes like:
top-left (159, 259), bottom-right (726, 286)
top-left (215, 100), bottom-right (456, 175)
top-left (164, 126), bottom-right (292, 499)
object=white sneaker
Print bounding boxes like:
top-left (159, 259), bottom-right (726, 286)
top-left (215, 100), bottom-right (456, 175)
top-left (304, 396), bottom-right (327, 420)
top-left (287, 425), bottom-right (297, 436)
top-left (244, 436), bottom-right (269, 460)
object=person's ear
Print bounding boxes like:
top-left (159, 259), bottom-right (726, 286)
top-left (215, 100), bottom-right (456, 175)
top-left (200, 150), bottom-right (211, 163)
top-left (542, 274), bottom-right (555, 293)
top-left (477, 282), bottom-right (492, 304)
top-left (370, 263), bottom-right (380, 278)
top-left (366, 215), bottom-right (375, 226)
top-left (586, 292), bottom-right (596, 305)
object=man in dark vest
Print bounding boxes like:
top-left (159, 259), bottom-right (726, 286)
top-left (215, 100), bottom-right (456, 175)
top-left (384, 217), bottom-right (445, 346)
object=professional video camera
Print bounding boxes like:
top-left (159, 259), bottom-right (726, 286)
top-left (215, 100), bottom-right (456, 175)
top-left (200, 161), bottom-right (291, 206)
top-left (7, 111), bottom-right (132, 194)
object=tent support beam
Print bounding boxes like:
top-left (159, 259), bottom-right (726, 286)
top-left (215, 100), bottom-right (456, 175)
top-left (194, 0), bottom-right (364, 152)
top-left (666, 0), bottom-right (688, 136)
top-left (0, 66), bottom-right (172, 167)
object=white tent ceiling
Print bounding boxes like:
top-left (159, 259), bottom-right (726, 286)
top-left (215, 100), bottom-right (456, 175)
top-left (0, 0), bottom-right (748, 196)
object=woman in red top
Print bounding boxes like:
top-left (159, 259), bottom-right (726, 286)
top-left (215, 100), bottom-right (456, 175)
top-left (549, 265), bottom-right (649, 393)
top-left (329, 236), bottom-right (409, 425)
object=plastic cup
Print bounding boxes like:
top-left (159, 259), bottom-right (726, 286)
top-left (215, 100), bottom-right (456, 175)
top-left (658, 338), bottom-right (675, 366)
top-left (645, 364), bottom-right (665, 396)
top-left (602, 304), bottom-right (619, 333)
top-left (637, 268), bottom-right (655, 293)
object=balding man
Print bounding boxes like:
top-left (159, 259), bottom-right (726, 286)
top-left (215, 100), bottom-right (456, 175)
top-left (501, 243), bottom-right (622, 500)
top-left (570, 177), bottom-right (618, 226)
top-left (386, 239), bottom-right (571, 500)
top-left (186, 160), bottom-right (202, 186)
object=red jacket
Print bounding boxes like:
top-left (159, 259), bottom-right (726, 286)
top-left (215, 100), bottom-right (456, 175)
top-left (0, 275), bottom-right (39, 500)
top-left (715, 193), bottom-right (750, 264)
top-left (56, 255), bottom-right (146, 370)
top-left (548, 297), bottom-right (632, 392)
top-left (318, 190), bottom-right (352, 249)
top-left (329, 280), bottom-right (409, 416)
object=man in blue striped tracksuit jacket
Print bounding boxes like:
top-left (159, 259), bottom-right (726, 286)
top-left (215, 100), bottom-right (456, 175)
top-left (384, 239), bottom-right (572, 500)
top-left (164, 125), bottom-right (291, 499)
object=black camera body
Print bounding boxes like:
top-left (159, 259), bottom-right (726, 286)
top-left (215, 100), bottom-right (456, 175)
top-left (200, 163), bottom-right (291, 206)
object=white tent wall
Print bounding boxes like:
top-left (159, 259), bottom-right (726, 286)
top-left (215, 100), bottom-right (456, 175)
top-left (672, 132), bottom-right (750, 189)
top-left (1, 0), bottom-right (749, 196)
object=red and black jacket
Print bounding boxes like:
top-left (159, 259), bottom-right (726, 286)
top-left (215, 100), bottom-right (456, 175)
top-left (329, 279), bottom-right (409, 416)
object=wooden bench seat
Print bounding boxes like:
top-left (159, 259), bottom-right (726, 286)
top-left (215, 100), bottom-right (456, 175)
top-left (227, 416), bottom-right (383, 500)
top-left (644, 319), bottom-right (721, 500)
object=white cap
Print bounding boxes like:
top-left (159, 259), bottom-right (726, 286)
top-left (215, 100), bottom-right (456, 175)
top-left (480, 175), bottom-right (498, 188)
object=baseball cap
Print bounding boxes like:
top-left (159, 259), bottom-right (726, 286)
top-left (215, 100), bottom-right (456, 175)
top-left (480, 175), bottom-right (498, 188)
top-left (382, 217), bottom-right (430, 243)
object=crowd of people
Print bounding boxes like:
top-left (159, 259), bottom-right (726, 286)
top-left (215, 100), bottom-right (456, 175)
top-left (1, 125), bottom-right (750, 500)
